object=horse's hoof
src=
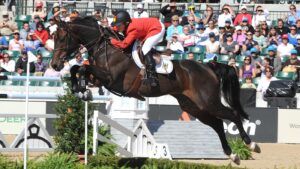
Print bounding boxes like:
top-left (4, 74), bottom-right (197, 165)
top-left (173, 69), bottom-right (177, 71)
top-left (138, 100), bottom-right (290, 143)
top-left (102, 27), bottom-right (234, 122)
top-left (229, 153), bottom-right (240, 165)
top-left (83, 89), bottom-right (93, 101)
top-left (74, 92), bottom-right (83, 99)
top-left (248, 142), bottom-right (261, 153)
top-left (98, 88), bottom-right (104, 95)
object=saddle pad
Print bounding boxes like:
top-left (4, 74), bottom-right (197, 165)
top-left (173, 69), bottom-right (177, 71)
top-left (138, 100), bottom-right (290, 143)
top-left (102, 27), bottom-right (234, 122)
top-left (132, 42), bottom-right (173, 74)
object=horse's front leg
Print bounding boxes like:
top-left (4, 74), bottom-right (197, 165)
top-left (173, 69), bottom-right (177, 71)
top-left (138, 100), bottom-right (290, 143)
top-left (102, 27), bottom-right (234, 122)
top-left (70, 65), bottom-right (81, 93)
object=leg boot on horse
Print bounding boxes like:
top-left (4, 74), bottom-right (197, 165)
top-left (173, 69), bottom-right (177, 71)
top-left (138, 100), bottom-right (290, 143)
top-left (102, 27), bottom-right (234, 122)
top-left (143, 51), bottom-right (158, 87)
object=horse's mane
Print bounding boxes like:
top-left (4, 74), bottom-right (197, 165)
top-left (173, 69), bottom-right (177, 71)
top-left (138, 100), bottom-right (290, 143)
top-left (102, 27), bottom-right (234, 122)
top-left (72, 16), bottom-right (99, 30)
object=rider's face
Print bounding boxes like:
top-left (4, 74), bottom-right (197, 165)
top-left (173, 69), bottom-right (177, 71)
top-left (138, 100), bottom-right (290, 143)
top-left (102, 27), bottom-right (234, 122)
top-left (117, 23), bottom-right (126, 32)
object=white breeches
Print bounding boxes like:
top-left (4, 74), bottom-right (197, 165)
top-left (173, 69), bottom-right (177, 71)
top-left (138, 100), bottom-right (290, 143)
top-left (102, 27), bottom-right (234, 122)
top-left (141, 22), bottom-right (165, 55)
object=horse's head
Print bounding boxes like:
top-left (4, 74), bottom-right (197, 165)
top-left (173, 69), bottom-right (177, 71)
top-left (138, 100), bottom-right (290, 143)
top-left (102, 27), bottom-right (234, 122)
top-left (51, 20), bottom-right (78, 71)
top-left (51, 17), bottom-right (100, 71)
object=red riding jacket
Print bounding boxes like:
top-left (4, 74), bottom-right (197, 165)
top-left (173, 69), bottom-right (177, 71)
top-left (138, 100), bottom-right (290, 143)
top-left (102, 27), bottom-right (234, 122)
top-left (110, 18), bottom-right (162, 49)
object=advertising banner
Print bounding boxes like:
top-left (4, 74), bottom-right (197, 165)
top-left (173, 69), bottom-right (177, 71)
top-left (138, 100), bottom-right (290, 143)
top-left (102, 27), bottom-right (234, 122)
top-left (0, 101), bottom-right (46, 134)
top-left (224, 108), bottom-right (278, 143)
top-left (278, 109), bottom-right (300, 143)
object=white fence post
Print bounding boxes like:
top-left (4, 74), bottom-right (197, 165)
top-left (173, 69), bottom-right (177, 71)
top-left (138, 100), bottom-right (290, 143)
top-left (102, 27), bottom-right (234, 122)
top-left (93, 111), bottom-right (99, 156)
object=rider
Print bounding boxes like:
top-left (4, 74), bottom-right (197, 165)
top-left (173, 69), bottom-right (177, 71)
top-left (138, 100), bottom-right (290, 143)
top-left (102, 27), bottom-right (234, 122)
top-left (110, 11), bottom-right (165, 87)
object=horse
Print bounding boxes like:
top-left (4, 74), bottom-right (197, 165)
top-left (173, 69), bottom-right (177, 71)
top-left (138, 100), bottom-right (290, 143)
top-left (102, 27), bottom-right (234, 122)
top-left (51, 17), bottom-right (261, 164)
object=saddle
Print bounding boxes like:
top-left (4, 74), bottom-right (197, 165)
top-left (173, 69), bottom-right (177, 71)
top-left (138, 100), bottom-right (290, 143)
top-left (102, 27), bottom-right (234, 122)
top-left (132, 41), bottom-right (174, 75)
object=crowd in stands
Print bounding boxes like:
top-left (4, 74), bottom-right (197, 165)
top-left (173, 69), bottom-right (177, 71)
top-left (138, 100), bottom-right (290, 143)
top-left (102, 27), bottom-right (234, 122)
top-left (0, 1), bottom-right (299, 95)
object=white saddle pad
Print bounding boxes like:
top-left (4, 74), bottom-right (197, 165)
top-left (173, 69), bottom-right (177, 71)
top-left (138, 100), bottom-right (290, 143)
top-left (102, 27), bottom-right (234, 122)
top-left (132, 42), bottom-right (173, 74)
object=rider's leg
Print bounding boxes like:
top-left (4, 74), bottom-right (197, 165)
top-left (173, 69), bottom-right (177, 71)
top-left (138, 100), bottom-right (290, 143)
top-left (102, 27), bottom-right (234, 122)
top-left (142, 23), bottom-right (165, 87)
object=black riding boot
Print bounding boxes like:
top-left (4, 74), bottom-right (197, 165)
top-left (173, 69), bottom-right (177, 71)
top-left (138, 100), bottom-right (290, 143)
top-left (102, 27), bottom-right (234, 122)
top-left (144, 52), bottom-right (158, 87)
top-left (78, 67), bottom-right (87, 93)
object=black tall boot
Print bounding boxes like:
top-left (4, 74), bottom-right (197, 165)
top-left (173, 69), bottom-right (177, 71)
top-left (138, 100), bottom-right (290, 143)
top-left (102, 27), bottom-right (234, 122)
top-left (144, 52), bottom-right (158, 87)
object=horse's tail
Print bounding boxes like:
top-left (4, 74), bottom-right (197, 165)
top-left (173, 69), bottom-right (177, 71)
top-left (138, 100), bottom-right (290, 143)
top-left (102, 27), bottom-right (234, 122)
top-left (207, 62), bottom-right (249, 120)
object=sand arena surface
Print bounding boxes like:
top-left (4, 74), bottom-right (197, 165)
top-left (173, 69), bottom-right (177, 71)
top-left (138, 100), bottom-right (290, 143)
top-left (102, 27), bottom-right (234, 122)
top-left (181, 143), bottom-right (300, 168)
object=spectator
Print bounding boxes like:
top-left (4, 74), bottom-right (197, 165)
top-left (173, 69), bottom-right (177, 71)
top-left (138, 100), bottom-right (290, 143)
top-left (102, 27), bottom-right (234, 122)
top-left (228, 57), bottom-right (239, 75)
top-left (182, 5), bottom-right (201, 24)
top-left (202, 5), bottom-right (217, 25)
top-left (69, 53), bottom-right (85, 67)
top-left (256, 57), bottom-right (272, 77)
top-left (276, 19), bottom-right (289, 36)
top-left (241, 76), bottom-right (256, 89)
top-left (34, 54), bottom-right (47, 73)
top-left (218, 6), bottom-right (233, 28)
top-left (20, 22), bottom-right (33, 40)
top-left (133, 3), bottom-right (149, 18)
top-left (187, 52), bottom-right (194, 60)
top-left (166, 15), bottom-right (183, 41)
top-left (267, 27), bottom-right (280, 46)
top-left (68, 10), bottom-right (80, 22)
top-left (0, 11), bottom-right (17, 36)
top-left (160, 2), bottom-right (183, 28)
top-left (242, 31), bottom-right (259, 53)
top-left (167, 33), bottom-right (184, 53)
top-left (295, 35), bottom-right (300, 55)
top-left (179, 26), bottom-right (195, 49)
top-left (100, 17), bottom-right (109, 27)
top-left (204, 20), bottom-right (219, 37)
top-left (296, 19), bottom-right (300, 34)
top-left (15, 51), bottom-right (35, 75)
top-left (250, 47), bottom-right (262, 64)
top-left (218, 27), bottom-right (226, 43)
top-left (45, 33), bottom-right (54, 52)
top-left (286, 4), bottom-right (300, 26)
top-left (234, 6), bottom-right (252, 26)
top-left (253, 29), bottom-right (267, 49)
top-left (0, 33), bottom-right (8, 51)
top-left (45, 18), bottom-right (56, 34)
top-left (220, 32), bottom-right (239, 56)
top-left (57, 7), bottom-right (69, 22)
top-left (194, 24), bottom-right (207, 44)
top-left (282, 49), bottom-right (300, 73)
top-left (186, 15), bottom-right (196, 34)
top-left (267, 45), bottom-right (282, 74)
top-left (240, 55), bottom-right (256, 79)
top-left (32, 1), bottom-right (46, 21)
top-left (205, 32), bottom-right (220, 55)
top-left (233, 26), bottom-right (246, 46)
top-left (0, 53), bottom-right (15, 72)
top-left (33, 22), bottom-right (49, 46)
top-left (24, 33), bottom-right (36, 52)
top-left (47, 3), bottom-right (60, 21)
top-left (44, 64), bottom-right (61, 77)
top-left (30, 15), bottom-right (41, 31)
top-left (224, 19), bottom-right (235, 35)
top-left (277, 34), bottom-right (294, 57)
top-left (257, 67), bottom-right (277, 95)
top-left (252, 6), bottom-right (270, 27)
top-left (259, 21), bottom-right (269, 37)
top-left (222, 4), bottom-right (236, 17)
top-left (93, 10), bottom-right (103, 22)
top-left (250, 47), bottom-right (262, 78)
top-left (288, 25), bottom-right (298, 46)
top-left (241, 18), bottom-right (255, 34)
top-left (9, 30), bottom-right (24, 52)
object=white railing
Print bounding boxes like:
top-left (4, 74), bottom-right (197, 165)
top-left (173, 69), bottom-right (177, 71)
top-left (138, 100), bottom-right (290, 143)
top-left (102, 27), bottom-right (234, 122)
top-left (0, 113), bottom-right (58, 152)
top-left (93, 110), bottom-right (172, 159)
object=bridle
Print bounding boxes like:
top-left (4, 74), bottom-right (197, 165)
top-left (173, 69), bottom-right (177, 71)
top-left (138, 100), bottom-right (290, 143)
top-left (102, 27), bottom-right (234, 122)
top-left (54, 22), bottom-right (102, 63)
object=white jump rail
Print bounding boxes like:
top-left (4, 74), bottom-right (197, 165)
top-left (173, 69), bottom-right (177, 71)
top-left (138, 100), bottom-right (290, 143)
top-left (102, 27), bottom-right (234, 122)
top-left (93, 111), bottom-right (172, 159)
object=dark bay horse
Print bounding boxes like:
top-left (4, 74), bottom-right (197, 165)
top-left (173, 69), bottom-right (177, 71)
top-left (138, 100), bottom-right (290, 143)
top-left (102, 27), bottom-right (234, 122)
top-left (51, 17), bottom-right (260, 164)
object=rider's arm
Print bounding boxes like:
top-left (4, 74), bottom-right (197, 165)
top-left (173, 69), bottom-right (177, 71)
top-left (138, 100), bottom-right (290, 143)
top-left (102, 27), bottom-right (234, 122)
top-left (111, 28), bottom-right (138, 49)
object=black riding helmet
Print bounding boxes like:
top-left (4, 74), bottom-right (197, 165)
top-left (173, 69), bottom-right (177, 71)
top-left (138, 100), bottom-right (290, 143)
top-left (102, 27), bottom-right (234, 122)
top-left (112, 11), bottom-right (131, 27)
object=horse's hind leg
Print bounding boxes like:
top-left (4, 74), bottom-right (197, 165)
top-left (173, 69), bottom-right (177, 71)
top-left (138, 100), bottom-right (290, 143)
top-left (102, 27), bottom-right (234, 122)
top-left (211, 105), bottom-right (261, 153)
top-left (172, 94), bottom-right (240, 165)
